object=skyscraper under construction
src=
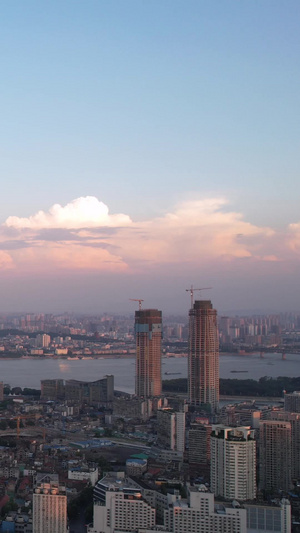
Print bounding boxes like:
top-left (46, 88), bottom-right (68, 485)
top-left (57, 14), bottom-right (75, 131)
top-left (188, 300), bottom-right (219, 412)
top-left (135, 309), bottom-right (162, 398)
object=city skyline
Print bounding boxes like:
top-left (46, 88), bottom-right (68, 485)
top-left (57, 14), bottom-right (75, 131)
top-left (0, 2), bottom-right (299, 313)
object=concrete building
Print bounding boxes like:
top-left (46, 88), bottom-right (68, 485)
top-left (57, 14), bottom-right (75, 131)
top-left (265, 409), bottom-right (300, 479)
top-left (41, 379), bottom-right (65, 401)
top-left (65, 375), bottom-right (114, 405)
top-left (188, 422), bottom-right (212, 468)
top-left (244, 499), bottom-right (291, 533)
top-left (68, 464), bottom-right (99, 485)
top-left (88, 472), bottom-right (155, 533)
top-left (284, 390), bottom-right (300, 413)
top-left (210, 425), bottom-right (256, 501)
top-left (126, 458), bottom-right (147, 477)
top-left (36, 334), bottom-right (51, 348)
top-left (259, 420), bottom-right (292, 492)
top-left (135, 309), bottom-right (162, 398)
top-left (32, 473), bottom-right (67, 533)
top-left (157, 409), bottom-right (185, 453)
top-left (164, 485), bottom-right (247, 533)
top-left (113, 396), bottom-right (162, 421)
top-left (188, 300), bottom-right (219, 411)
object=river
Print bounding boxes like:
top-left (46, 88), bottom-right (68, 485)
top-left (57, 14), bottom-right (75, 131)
top-left (1, 352), bottom-right (300, 393)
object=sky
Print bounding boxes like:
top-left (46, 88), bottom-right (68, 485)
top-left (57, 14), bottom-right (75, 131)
top-left (0, 1), bottom-right (299, 315)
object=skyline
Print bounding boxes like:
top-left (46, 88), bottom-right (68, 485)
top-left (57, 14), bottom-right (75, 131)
top-left (1, 2), bottom-right (299, 313)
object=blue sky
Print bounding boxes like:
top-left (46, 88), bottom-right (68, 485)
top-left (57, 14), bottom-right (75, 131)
top-left (0, 1), bottom-right (299, 313)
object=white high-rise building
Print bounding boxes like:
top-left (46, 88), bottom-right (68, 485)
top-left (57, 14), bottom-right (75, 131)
top-left (210, 425), bottom-right (256, 501)
top-left (33, 473), bottom-right (67, 533)
top-left (88, 472), bottom-right (155, 533)
top-left (164, 485), bottom-right (247, 533)
top-left (36, 333), bottom-right (51, 348)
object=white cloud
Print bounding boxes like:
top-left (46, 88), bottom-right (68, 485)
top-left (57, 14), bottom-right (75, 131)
top-left (4, 196), bottom-right (132, 230)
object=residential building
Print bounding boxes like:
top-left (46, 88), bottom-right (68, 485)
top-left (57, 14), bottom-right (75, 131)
top-left (65, 375), bottom-right (114, 405)
top-left (32, 473), bottom-right (67, 533)
top-left (135, 309), bottom-right (162, 398)
top-left (126, 458), bottom-right (147, 477)
top-left (188, 300), bottom-right (219, 411)
top-left (36, 334), bottom-right (51, 348)
top-left (88, 472), bottom-right (155, 533)
top-left (68, 463), bottom-right (99, 485)
top-left (188, 422), bottom-right (212, 467)
top-left (259, 420), bottom-right (292, 492)
top-left (157, 409), bottom-right (185, 453)
top-left (41, 379), bottom-right (65, 401)
top-left (284, 390), bottom-right (300, 413)
top-left (164, 485), bottom-right (247, 533)
top-left (244, 499), bottom-right (291, 533)
top-left (210, 425), bottom-right (256, 501)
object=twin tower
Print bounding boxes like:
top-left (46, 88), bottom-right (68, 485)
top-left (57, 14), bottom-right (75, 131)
top-left (134, 300), bottom-right (219, 412)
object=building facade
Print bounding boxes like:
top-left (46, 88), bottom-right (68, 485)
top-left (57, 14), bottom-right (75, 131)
top-left (188, 300), bottom-right (219, 411)
top-left (244, 499), bottom-right (291, 533)
top-left (89, 472), bottom-right (155, 533)
top-left (65, 375), bottom-right (114, 405)
top-left (210, 425), bottom-right (256, 501)
top-left (284, 390), bottom-right (300, 413)
top-left (157, 409), bottom-right (185, 453)
top-left (188, 422), bottom-right (212, 467)
top-left (41, 379), bottom-right (65, 401)
top-left (259, 420), bottom-right (292, 492)
top-left (32, 474), bottom-right (67, 533)
top-left (164, 486), bottom-right (247, 533)
top-left (135, 309), bottom-right (162, 398)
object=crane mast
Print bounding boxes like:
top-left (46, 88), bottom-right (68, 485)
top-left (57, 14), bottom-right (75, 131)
top-left (129, 298), bottom-right (144, 311)
top-left (185, 285), bottom-right (212, 308)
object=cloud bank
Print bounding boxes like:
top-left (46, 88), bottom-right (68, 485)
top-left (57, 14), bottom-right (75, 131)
top-left (0, 195), bottom-right (297, 278)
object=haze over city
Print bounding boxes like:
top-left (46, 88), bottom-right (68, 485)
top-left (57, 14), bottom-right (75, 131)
top-left (1, 1), bottom-right (299, 314)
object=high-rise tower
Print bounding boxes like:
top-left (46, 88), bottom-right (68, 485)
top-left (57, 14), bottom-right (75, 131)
top-left (188, 300), bottom-right (219, 411)
top-left (259, 420), bottom-right (292, 492)
top-left (135, 309), bottom-right (162, 398)
top-left (210, 425), bottom-right (256, 500)
top-left (33, 473), bottom-right (67, 533)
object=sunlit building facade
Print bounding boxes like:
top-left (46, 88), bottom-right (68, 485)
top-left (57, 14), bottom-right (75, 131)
top-left (135, 309), bottom-right (162, 398)
top-left (33, 473), bottom-right (67, 533)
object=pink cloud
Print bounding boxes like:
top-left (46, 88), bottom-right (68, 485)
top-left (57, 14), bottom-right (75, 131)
top-left (0, 195), bottom-right (298, 277)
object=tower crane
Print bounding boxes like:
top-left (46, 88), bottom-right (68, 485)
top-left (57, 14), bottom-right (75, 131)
top-left (11, 413), bottom-right (41, 439)
top-left (185, 286), bottom-right (212, 308)
top-left (129, 298), bottom-right (144, 311)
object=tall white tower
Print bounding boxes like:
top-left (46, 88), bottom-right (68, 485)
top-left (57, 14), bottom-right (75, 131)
top-left (210, 425), bottom-right (256, 501)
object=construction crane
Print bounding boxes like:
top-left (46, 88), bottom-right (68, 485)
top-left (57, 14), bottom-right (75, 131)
top-left (12, 413), bottom-right (41, 439)
top-left (185, 285), bottom-right (212, 308)
top-left (129, 298), bottom-right (144, 311)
